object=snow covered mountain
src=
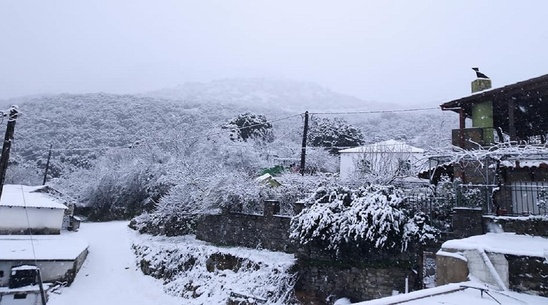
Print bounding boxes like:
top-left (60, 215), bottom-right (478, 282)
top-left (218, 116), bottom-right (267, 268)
top-left (144, 78), bottom-right (394, 112)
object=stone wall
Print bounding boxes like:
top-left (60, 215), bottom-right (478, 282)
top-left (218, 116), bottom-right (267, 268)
top-left (194, 200), bottom-right (420, 305)
top-left (195, 200), bottom-right (293, 252)
top-left (294, 260), bottom-right (416, 304)
top-left (452, 207), bottom-right (484, 238)
top-left (506, 255), bottom-right (548, 297)
top-left (483, 215), bottom-right (548, 237)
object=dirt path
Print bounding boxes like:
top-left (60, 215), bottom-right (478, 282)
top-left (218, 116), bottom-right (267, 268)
top-left (48, 221), bottom-right (182, 305)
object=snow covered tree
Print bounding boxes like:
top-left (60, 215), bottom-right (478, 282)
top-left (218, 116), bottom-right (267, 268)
top-left (223, 112), bottom-right (274, 142)
top-left (307, 117), bottom-right (364, 155)
top-left (290, 184), bottom-right (438, 255)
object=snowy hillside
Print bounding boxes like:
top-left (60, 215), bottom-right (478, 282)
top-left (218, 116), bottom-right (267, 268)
top-left (0, 92), bottom-right (294, 182)
top-left (144, 78), bottom-right (395, 112)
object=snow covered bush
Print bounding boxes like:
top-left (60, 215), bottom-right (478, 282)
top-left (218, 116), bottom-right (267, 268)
top-left (290, 184), bottom-right (438, 254)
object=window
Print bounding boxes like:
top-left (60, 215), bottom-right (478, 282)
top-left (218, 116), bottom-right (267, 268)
top-left (14, 293), bottom-right (27, 299)
top-left (0, 270), bottom-right (4, 277)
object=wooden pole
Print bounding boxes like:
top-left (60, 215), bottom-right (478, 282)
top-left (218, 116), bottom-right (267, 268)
top-left (300, 111), bottom-right (309, 176)
top-left (0, 106), bottom-right (19, 199)
top-left (36, 269), bottom-right (47, 305)
top-left (42, 144), bottom-right (53, 185)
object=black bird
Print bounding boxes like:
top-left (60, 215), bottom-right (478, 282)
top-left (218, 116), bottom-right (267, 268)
top-left (472, 67), bottom-right (489, 79)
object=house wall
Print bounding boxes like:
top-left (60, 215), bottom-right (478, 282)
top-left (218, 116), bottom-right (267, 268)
top-left (0, 207), bottom-right (65, 235)
top-left (340, 152), bottom-right (423, 180)
top-left (0, 289), bottom-right (41, 305)
top-left (0, 260), bottom-right (73, 287)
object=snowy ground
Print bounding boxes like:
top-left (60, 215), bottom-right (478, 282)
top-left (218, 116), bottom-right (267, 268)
top-left (48, 221), bottom-right (183, 305)
top-left (48, 221), bottom-right (296, 305)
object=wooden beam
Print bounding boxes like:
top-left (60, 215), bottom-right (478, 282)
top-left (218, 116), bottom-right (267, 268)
top-left (508, 99), bottom-right (516, 141)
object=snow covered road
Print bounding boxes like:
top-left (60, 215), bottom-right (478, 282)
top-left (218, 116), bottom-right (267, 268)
top-left (48, 221), bottom-right (182, 305)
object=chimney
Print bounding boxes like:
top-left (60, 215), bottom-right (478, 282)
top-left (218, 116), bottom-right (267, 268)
top-left (471, 78), bottom-right (492, 93)
top-left (471, 67), bottom-right (492, 93)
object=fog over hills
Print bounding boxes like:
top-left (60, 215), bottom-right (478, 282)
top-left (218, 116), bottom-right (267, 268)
top-left (144, 78), bottom-right (397, 112)
top-left (0, 77), bottom-right (455, 188)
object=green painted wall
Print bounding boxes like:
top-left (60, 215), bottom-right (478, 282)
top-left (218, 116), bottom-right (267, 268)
top-left (472, 101), bottom-right (493, 127)
top-left (472, 101), bottom-right (494, 143)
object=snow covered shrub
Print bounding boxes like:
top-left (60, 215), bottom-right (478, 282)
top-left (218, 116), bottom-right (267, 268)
top-left (129, 212), bottom-right (196, 236)
top-left (304, 148), bottom-right (340, 174)
top-left (290, 184), bottom-right (439, 254)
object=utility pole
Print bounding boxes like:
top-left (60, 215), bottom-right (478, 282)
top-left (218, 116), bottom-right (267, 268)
top-left (42, 144), bottom-right (53, 185)
top-left (300, 111), bottom-right (309, 176)
top-left (0, 106), bottom-right (19, 200)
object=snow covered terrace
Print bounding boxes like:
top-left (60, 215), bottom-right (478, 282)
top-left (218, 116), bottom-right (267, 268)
top-left (352, 232), bottom-right (548, 304)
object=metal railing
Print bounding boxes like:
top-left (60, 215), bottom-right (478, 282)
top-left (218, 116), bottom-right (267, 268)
top-left (496, 182), bottom-right (548, 216)
top-left (406, 182), bottom-right (548, 223)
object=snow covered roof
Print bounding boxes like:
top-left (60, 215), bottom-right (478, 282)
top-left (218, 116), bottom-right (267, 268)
top-left (441, 73), bottom-right (548, 111)
top-left (339, 140), bottom-right (424, 154)
top-left (0, 184), bottom-right (67, 210)
top-left (354, 281), bottom-right (548, 305)
top-left (441, 232), bottom-right (548, 258)
top-left (0, 234), bottom-right (88, 260)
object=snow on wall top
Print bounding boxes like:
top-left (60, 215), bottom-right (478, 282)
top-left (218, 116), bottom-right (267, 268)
top-left (354, 281), bottom-right (548, 305)
top-left (339, 139), bottom-right (424, 154)
top-left (0, 184), bottom-right (67, 210)
top-left (442, 233), bottom-right (548, 259)
top-left (498, 160), bottom-right (548, 168)
top-left (0, 235), bottom-right (88, 260)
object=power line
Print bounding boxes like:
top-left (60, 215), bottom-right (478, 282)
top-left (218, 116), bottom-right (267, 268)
top-left (309, 107), bottom-right (439, 115)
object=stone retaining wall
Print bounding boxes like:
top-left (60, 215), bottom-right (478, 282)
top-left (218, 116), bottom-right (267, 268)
top-left (294, 260), bottom-right (416, 304)
top-left (483, 215), bottom-right (548, 237)
top-left (195, 200), bottom-right (293, 252)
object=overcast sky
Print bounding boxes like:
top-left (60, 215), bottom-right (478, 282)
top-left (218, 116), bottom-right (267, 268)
top-left (1, 0), bottom-right (547, 106)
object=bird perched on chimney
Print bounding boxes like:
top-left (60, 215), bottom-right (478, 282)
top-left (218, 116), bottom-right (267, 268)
top-left (472, 67), bottom-right (489, 79)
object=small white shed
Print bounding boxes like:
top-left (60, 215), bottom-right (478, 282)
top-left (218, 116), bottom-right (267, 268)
top-left (339, 139), bottom-right (426, 180)
top-left (0, 185), bottom-right (67, 235)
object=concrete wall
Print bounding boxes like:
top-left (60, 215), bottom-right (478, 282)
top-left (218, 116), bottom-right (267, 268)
top-left (0, 207), bottom-right (65, 235)
top-left (464, 250), bottom-right (509, 288)
top-left (436, 252), bottom-right (468, 286)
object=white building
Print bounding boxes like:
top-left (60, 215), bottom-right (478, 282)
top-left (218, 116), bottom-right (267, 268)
top-left (339, 139), bottom-right (426, 180)
top-left (0, 185), bottom-right (67, 235)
